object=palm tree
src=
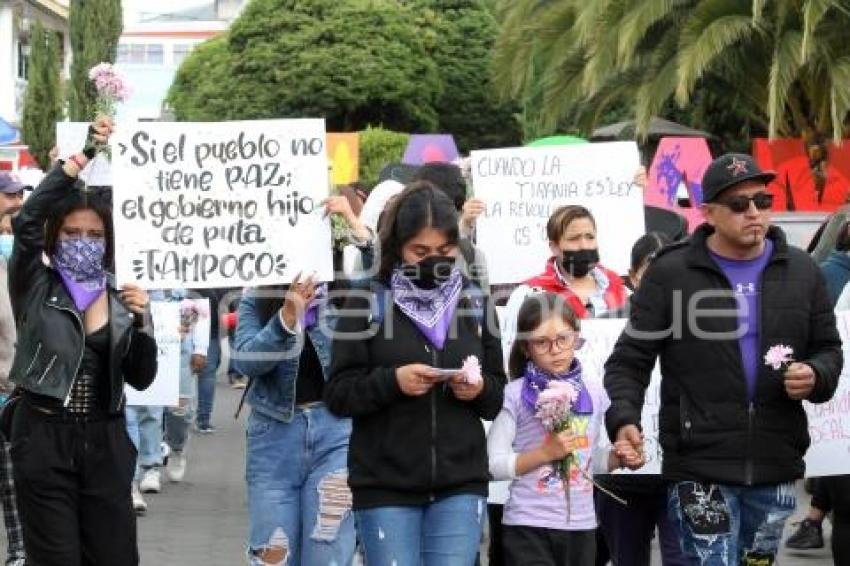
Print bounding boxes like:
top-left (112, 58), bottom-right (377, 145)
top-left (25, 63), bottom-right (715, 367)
top-left (492, 0), bottom-right (850, 142)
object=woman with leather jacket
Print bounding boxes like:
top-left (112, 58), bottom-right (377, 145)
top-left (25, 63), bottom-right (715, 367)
top-left (6, 117), bottom-right (157, 565)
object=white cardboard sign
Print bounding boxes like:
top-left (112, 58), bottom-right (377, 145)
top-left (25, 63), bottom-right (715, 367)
top-left (56, 122), bottom-right (112, 186)
top-left (111, 119), bottom-right (334, 289)
top-left (125, 301), bottom-right (181, 407)
top-left (471, 143), bottom-right (645, 284)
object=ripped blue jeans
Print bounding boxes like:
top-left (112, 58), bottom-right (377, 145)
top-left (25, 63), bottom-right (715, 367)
top-left (668, 481), bottom-right (796, 565)
top-left (245, 405), bottom-right (354, 566)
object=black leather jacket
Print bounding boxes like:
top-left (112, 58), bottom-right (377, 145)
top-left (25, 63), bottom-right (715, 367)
top-left (8, 165), bottom-right (157, 413)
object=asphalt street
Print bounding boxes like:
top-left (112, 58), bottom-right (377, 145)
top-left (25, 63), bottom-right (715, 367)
top-left (0, 380), bottom-right (835, 565)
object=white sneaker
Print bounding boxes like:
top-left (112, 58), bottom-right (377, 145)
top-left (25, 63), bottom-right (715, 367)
top-left (139, 467), bottom-right (162, 494)
top-left (131, 483), bottom-right (147, 516)
top-left (166, 451), bottom-right (187, 483)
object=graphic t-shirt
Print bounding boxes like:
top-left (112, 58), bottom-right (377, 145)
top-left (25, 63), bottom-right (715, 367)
top-left (501, 378), bottom-right (608, 531)
top-left (709, 240), bottom-right (773, 401)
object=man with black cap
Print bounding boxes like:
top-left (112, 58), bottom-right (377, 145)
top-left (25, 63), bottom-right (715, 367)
top-left (603, 153), bottom-right (843, 564)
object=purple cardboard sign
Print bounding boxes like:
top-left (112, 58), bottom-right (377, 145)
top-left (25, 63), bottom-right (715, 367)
top-left (402, 135), bottom-right (460, 165)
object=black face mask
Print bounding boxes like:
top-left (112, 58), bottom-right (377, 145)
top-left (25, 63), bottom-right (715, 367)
top-left (560, 249), bottom-right (599, 278)
top-left (402, 255), bottom-right (456, 289)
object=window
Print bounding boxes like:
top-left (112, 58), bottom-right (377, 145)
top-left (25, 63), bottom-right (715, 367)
top-left (173, 44), bottom-right (191, 66)
top-left (119, 43), bottom-right (165, 65)
top-left (17, 42), bottom-right (29, 79)
top-left (129, 44), bottom-right (145, 64)
top-left (146, 44), bottom-right (163, 65)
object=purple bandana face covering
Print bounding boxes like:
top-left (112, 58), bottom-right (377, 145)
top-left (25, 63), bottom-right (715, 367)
top-left (52, 237), bottom-right (107, 311)
top-left (521, 360), bottom-right (593, 415)
top-left (390, 266), bottom-right (463, 349)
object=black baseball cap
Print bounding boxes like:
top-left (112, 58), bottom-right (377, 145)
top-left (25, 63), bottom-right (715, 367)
top-left (701, 153), bottom-right (776, 203)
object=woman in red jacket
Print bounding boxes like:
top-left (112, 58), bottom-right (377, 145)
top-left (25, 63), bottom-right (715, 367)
top-left (506, 205), bottom-right (627, 321)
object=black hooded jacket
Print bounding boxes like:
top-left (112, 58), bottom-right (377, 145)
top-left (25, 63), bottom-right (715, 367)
top-left (605, 224), bottom-right (842, 485)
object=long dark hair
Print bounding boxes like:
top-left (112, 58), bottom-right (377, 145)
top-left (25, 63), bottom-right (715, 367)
top-left (377, 181), bottom-right (459, 283)
top-left (44, 184), bottom-right (114, 271)
top-left (630, 231), bottom-right (671, 272)
top-left (508, 292), bottom-right (580, 379)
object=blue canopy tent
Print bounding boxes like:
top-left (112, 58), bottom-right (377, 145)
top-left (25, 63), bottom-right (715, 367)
top-left (0, 119), bottom-right (19, 145)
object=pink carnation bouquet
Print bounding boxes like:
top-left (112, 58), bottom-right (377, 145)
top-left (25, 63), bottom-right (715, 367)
top-left (89, 62), bottom-right (131, 117)
top-left (87, 63), bottom-right (130, 158)
top-left (535, 380), bottom-right (626, 518)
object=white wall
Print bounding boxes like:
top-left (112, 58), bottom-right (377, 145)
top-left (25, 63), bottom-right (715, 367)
top-left (0, 5), bottom-right (18, 124)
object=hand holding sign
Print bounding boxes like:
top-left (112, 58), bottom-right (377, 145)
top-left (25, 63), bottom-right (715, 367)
top-left (281, 272), bottom-right (318, 330)
top-left (461, 198), bottom-right (486, 235)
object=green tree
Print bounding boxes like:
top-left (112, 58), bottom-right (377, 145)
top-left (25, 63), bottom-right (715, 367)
top-left (358, 126), bottom-right (410, 185)
top-left (68, 0), bottom-right (122, 120)
top-left (166, 36), bottom-right (234, 121)
top-left (410, 0), bottom-right (521, 151)
top-left (168, 0), bottom-right (441, 132)
top-left (492, 0), bottom-right (850, 142)
top-left (21, 22), bottom-right (63, 171)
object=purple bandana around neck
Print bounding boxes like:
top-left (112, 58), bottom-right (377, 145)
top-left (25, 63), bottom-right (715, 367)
top-left (52, 238), bottom-right (107, 312)
top-left (303, 283), bottom-right (328, 329)
top-left (521, 360), bottom-right (593, 415)
top-left (390, 267), bottom-right (464, 349)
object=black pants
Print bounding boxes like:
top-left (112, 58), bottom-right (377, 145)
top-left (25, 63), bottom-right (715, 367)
top-left (596, 489), bottom-right (687, 566)
top-left (503, 525), bottom-right (596, 566)
top-left (9, 401), bottom-right (138, 566)
top-left (813, 475), bottom-right (850, 565)
top-left (488, 504), bottom-right (505, 566)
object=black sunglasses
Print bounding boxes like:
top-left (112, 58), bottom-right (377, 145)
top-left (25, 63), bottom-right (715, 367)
top-left (716, 192), bottom-right (774, 213)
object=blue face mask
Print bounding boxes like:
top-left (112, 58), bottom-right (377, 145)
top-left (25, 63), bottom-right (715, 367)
top-left (0, 235), bottom-right (13, 260)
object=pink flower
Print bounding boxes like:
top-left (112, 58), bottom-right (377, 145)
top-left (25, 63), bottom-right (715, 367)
top-left (535, 381), bottom-right (578, 431)
top-left (764, 344), bottom-right (794, 370)
top-left (88, 62), bottom-right (130, 124)
top-left (179, 299), bottom-right (209, 328)
top-left (546, 380), bottom-right (579, 405)
top-left (461, 356), bottom-right (482, 385)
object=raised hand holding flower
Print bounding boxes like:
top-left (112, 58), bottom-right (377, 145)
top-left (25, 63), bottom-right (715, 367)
top-left (86, 63), bottom-right (130, 158)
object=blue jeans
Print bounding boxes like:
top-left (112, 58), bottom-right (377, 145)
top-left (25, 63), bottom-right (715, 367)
top-left (356, 494), bottom-right (486, 566)
top-left (196, 336), bottom-right (221, 427)
top-left (246, 405), bottom-right (355, 565)
top-left (668, 481), bottom-right (796, 565)
top-left (164, 343), bottom-right (196, 453)
top-left (125, 405), bottom-right (164, 479)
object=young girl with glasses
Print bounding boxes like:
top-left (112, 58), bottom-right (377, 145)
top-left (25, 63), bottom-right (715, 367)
top-left (488, 292), bottom-right (642, 565)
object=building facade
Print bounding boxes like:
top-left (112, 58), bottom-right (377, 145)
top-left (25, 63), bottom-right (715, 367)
top-left (0, 0), bottom-right (69, 127)
top-left (116, 0), bottom-right (245, 121)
